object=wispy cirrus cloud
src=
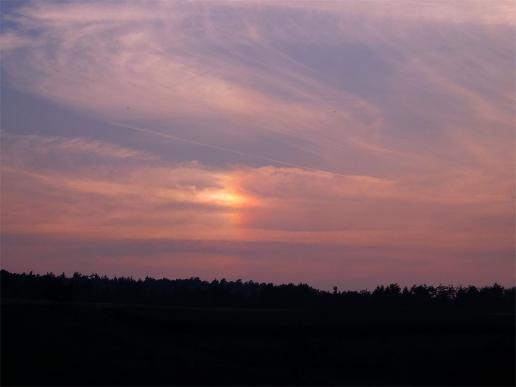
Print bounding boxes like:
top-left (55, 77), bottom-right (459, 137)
top-left (0, 0), bottom-right (513, 287)
top-left (1, 134), bottom-right (154, 164)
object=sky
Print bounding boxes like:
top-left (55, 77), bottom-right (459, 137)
top-left (0, 0), bottom-right (514, 289)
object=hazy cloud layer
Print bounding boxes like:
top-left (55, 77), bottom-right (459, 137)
top-left (1, 0), bottom-right (514, 288)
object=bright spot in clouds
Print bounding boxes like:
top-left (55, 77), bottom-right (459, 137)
top-left (202, 190), bottom-right (248, 208)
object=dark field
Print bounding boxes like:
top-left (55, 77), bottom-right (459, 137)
top-left (2, 299), bottom-right (514, 386)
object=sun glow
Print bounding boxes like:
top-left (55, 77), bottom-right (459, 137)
top-left (195, 173), bottom-right (261, 209)
top-left (203, 190), bottom-right (248, 207)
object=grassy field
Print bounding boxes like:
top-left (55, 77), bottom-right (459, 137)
top-left (2, 299), bottom-right (514, 386)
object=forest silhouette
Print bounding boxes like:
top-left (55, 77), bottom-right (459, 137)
top-left (2, 270), bottom-right (515, 386)
top-left (2, 270), bottom-right (514, 311)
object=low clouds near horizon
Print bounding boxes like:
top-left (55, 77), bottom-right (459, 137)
top-left (1, 0), bottom-right (514, 289)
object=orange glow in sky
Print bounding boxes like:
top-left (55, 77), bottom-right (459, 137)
top-left (200, 190), bottom-right (249, 208)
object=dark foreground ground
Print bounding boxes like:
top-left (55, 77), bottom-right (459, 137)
top-left (2, 299), bottom-right (514, 386)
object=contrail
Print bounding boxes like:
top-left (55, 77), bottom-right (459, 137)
top-left (110, 121), bottom-right (351, 178)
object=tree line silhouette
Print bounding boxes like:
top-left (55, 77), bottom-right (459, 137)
top-left (2, 269), bottom-right (513, 312)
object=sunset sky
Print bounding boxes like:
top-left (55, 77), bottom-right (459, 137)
top-left (1, 0), bottom-right (514, 289)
